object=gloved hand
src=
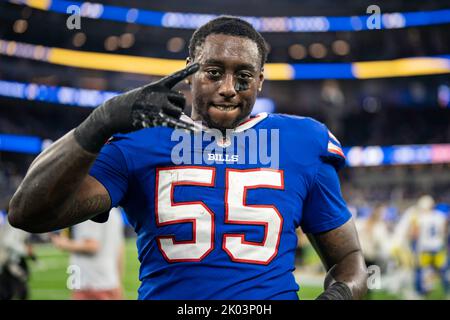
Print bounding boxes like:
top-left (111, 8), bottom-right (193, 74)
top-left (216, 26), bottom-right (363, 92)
top-left (74, 63), bottom-right (199, 153)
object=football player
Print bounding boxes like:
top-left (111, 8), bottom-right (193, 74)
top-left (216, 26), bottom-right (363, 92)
top-left (8, 16), bottom-right (367, 300)
top-left (410, 196), bottom-right (449, 296)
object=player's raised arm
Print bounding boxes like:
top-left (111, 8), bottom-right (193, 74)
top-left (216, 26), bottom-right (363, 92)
top-left (307, 218), bottom-right (368, 300)
top-left (8, 64), bottom-right (199, 233)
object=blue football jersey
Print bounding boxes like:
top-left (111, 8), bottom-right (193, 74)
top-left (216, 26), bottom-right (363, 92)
top-left (89, 112), bottom-right (351, 300)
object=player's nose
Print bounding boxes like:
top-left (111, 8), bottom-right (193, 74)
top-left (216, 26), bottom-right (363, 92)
top-left (218, 74), bottom-right (237, 99)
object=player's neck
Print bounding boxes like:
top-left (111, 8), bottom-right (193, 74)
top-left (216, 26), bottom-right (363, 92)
top-left (189, 109), bottom-right (202, 124)
top-left (189, 110), bottom-right (253, 134)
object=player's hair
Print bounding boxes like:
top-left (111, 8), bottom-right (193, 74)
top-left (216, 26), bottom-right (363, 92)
top-left (188, 16), bottom-right (268, 68)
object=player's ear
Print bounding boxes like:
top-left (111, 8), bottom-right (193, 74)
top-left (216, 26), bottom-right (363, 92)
top-left (185, 57), bottom-right (192, 85)
top-left (258, 67), bottom-right (264, 93)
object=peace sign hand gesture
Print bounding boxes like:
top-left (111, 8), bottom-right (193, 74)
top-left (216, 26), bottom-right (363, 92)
top-left (74, 63), bottom-right (200, 153)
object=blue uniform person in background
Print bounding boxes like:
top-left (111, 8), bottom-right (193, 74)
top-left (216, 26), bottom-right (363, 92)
top-left (9, 16), bottom-right (368, 300)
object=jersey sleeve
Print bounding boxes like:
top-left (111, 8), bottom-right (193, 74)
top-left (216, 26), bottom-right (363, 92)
top-left (89, 139), bottom-right (129, 222)
top-left (300, 161), bottom-right (352, 234)
top-left (300, 125), bottom-right (350, 234)
top-left (321, 129), bottom-right (346, 171)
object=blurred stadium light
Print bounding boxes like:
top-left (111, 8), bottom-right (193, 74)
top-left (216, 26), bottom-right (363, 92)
top-left (7, 0), bottom-right (450, 32)
top-left (0, 79), bottom-right (275, 111)
top-left (1, 39), bottom-right (449, 79)
top-left (0, 79), bottom-right (117, 107)
top-left (3, 131), bottom-right (450, 168)
top-left (344, 144), bottom-right (450, 166)
top-left (0, 133), bottom-right (42, 154)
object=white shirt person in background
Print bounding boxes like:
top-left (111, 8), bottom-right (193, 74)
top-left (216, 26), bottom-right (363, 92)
top-left (0, 210), bottom-right (35, 300)
top-left (51, 207), bottom-right (125, 300)
top-left (356, 204), bottom-right (390, 269)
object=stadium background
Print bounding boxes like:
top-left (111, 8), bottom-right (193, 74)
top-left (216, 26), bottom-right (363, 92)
top-left (0, 0), bottom-right (449, 299)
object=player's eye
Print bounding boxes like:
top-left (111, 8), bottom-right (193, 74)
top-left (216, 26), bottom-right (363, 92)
top-left (206, 69), bottom-right (222, 79)
top-left (237, 72), bottom-right (253, 80)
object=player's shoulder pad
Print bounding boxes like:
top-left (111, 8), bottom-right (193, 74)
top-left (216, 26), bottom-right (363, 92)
top-left (321, 127), bottom-right (346, 171)
top-left (270, 114), bottom-right (346, 171)
top-left (267, 113), bottom-right (327, 138)
top-left (270, 114), bottom-right (345, 171)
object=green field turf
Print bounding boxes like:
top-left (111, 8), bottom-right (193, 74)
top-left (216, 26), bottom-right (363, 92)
top-left (27, 239), bottom-right (447, 300)
top-left (29, 239), bottom-right (140, 300)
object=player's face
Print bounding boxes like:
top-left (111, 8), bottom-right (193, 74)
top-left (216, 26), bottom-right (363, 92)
top-left (190, 34), bottom-right (264, 131)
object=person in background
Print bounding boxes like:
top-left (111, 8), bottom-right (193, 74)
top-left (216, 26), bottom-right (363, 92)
top-left (434, 203), bottom-right (450, 298)
top-left (389, 197), bottom-right (425, 299)
top-left (51, 207), bottom-right (125, 300)
top-left (0, 210), bottom-right (35, 300)
top-left (355, 204), bottom-right (390, 298)
top-left (356, 204), bottom-right (390, 268)
top-left (410, 196), bottom-right (449, 297)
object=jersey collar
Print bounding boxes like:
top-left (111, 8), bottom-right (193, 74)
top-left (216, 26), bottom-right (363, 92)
top-left (233, 112), bottom-right (268, 132)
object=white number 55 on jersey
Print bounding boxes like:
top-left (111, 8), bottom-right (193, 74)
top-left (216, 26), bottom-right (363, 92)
top-left (155, 167), bottom-right (284, 265)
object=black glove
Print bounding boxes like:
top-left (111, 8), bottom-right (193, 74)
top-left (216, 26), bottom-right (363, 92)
top-left (316, 282), bottom-right (353, 300)
top-left (74, 63), bottom-right (199, 153)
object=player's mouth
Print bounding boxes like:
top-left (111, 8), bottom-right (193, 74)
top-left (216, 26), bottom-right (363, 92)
top-left (207, 103), bottom-right (242, 128)
top-left (210, 104), bottom-right (240, 112)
